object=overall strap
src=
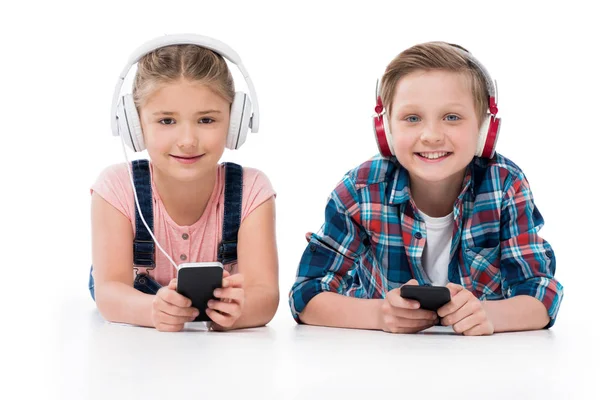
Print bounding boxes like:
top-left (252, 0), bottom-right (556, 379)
top-left (131, 159), bottom-right (155, 268)
top-left (218, 163), bottom-right (243, 264)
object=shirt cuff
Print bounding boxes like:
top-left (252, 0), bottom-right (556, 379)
top-left (509, 277), bottom-right (564, 328)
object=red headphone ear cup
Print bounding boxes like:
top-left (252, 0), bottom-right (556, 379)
top-left (477, 114), bottom-right (501, 158)
top-left (372, 94), bottom-right (394, 157)
top-left (373, 80), bottom-right (394, 156)
top-left (482, 116), bottom-right (501, 158)
top-left (373, 114), bottom-right (394, 157)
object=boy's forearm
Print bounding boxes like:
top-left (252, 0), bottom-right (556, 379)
top-left (95, 281), bottom-right (155, 327)
top-left (231, 285), bottom-right (279, 330)
top-left (483, 295), bottom-right (550, 332)
top-left (298, 292), bottom-right (383, 330)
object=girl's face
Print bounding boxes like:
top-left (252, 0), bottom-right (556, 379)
top-left (139, 79), bottom-right (230, 182)
top-left (389, 69), bottom-right (480, 187)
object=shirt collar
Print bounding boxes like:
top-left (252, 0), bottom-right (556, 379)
top-left (388, 158), bottom-right (476, 206)
top-left (457, 159), bottom-right (475, 202)
top-left (389, 165), bottom-right (411, 205)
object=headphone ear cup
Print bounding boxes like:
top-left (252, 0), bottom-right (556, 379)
top-left (372, 83), bottom-right (394, 157)
top-left (476, 114), bottom-right (490, 157)
top-left (227, 92), bottom-right (251, 150)
top-left (476, 114), bottom-right (501, 158)
top-left (116, 96), bottom-right (134, 151)
top-left (382, 114), bottom-right (394, 156)
top-left (372, 112), bottom-right (394, 157)
top-left (117, 94), bottom-right (145, 152)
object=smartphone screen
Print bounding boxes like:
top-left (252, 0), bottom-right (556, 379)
top-left (176, 262), bottom-right (224, 322)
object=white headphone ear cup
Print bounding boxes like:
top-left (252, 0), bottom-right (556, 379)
top-left (116, 97), bottom-right (134, 151)
top-left (227, 92), bottom-right (251, 150)
top-left (123, 94), bottom-right (145, 152)
top-left (476, 114), bottom-right (492, 157)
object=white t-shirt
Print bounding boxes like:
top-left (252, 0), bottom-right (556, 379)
top-left (419, 211), bottom-right (453, 286)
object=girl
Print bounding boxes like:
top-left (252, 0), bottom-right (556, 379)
top-left (90, 35), bottom-right (279, 332)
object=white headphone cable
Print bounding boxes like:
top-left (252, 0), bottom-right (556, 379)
top-left (118, 135), bottom-right (180, 272)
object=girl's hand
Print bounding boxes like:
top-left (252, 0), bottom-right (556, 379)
top-left (152, 278), bottom-right (199, 332)
top-left (207, 270), bottom-right (245, 331)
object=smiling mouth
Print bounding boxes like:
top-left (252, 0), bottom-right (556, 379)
top-left (415, 152), bottom-right (452, 160)
top-left (171, 154), bottom-right (203, 159)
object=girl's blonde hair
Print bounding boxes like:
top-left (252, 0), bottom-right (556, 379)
top-left (380, 41), bottom-right (488, 124)
top-left (132, 44), bottom-right (234, 108)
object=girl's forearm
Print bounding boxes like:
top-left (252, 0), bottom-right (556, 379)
top-left (95, 281), bottom-right (155, 327)
top-left (231, 285), bottom-right (279, 330)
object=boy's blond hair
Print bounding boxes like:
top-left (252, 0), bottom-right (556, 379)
top-left (380, 42), bottom-right (488, 125)
top-left (132, 44), bottom-right (235, 109)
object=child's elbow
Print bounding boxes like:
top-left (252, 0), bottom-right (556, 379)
top-left (94, 295), bottom-right (115, 323)
top-left (252, 288), bottom-right (279, 327)
top-left (263, 289), bottom-right (280, 325)
top-left (93, 284), bottom-right (128, 324)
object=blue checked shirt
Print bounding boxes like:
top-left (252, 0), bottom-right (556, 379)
top-left (289, 154), bottom-right (563, 327)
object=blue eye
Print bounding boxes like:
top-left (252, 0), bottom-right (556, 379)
top-left (159, 118), bottom-right (175, 125)
top-left (405, 115), bottom-right (420, 123)
top-left (199, 117), bottom-right (214, 124)
top-left (445, 114), bottom-right (460, 121)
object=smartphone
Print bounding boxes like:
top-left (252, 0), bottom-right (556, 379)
top-left (176, 262), bottom-right (224, 322)
top-left (400, 285), bottom-right (451, 311)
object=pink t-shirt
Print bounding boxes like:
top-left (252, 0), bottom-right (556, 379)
top-left (91, 162), bottom-right (275, 286)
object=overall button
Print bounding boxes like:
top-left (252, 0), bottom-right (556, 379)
top-left (180, 254), bottom-right (187, 261)
top-left (414, 232), bottom-right (423, 240)
top-left (182, 233), bottom-right (189, 240)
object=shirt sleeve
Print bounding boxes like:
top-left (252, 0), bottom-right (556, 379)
top-left (499, 172), bottom-right (564, 328)
top-left (240, 167), bottom-right (276, 221)
top-left (90, 163), bottom-right (135, 222)
top-left (288, 175), bottom-right (369, 323)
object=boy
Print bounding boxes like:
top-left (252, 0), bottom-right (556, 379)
top-left (289, 42), bottom-right (562, 335)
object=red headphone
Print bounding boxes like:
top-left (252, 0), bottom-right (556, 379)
top-left (373, 46), bottom-right (501, 159)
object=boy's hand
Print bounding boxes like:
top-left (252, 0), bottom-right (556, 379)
top-left (152, 278), bottom-right (200, 332)
top-left (379, 279), bottom-right (439, 333)
top-left (207, 270), bottom-right (245, 331)
top-left (437, 283), bottom-right (494, 336)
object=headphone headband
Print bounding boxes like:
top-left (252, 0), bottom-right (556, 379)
top-left (446, 43), bottom-right (497, 114)
top-left (110, 33), bottom-right (259, 136)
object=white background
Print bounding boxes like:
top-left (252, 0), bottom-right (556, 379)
top-left (1, 0), bottom-right (598, 398)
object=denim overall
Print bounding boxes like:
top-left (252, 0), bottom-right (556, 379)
top-left (89, 160), bottom-right (243, 300)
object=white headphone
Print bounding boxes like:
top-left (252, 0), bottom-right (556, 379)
top-left (110, 33), bottom-right (260, 152)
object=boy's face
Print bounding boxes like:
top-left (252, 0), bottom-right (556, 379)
top-left (139, 79), bottom-right (230, 183)
top-left (389, 69), bottom-right (480, 186)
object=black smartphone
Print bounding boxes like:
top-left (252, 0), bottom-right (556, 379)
top-left (176, 262), bottom-right (224, 322)
top-left (400, 285), bottom-right (451, 311)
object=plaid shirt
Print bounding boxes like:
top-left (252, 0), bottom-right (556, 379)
top-left (289, 154), bottom-right (563, 327)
